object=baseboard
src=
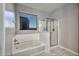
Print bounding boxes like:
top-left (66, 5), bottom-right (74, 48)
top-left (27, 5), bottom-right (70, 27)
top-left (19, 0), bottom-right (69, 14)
top-left (58, 45), bottom-right (79, 56)
top-left (50, 45), bottom-right (59, 50)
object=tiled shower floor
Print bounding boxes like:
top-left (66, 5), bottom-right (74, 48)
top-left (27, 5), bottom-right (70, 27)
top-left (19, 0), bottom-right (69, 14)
top-left (36, 46), bottom-right (78, 56)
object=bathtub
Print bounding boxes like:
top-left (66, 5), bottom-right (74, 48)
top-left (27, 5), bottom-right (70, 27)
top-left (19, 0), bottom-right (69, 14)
top-left (12, 34), bottom-right (45, 56)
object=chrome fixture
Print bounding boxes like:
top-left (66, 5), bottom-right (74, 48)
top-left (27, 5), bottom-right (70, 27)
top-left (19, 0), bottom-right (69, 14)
top-left (14, 39), bottom-right (19, 45)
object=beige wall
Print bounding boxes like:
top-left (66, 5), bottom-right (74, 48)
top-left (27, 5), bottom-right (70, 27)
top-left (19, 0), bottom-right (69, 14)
top-left (0, 3), bottom-right (4, 56)
top-left (0, 4), bottom-right (5, 56)
top-left (50, 4), bottom-right (78, 53)
top-left (6, 3), bottom-right (15, 12)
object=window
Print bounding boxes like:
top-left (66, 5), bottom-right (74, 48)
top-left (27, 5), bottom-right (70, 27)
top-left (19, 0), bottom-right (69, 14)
top-left (4, 11), bottom-right (15, 28)
top-left (19, 12), bottom-right (37, 30)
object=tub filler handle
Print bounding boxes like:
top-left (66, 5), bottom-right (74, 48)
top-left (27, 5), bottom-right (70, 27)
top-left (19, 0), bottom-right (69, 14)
top-left (14, 39), bottom-right (20, 45)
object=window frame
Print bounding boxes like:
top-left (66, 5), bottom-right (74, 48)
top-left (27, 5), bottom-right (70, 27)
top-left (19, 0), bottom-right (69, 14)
top-left (16, 12), bottom-right (39, 34)
top-left (19, 12), bottom-right (38, 30)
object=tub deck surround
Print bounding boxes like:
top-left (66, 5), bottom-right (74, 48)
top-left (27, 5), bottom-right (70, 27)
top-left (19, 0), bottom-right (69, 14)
top-left (12, 34), bottom-right (46, 56)
top-left (12, 44), bottom-right (45, 56)
top-left (12, 39), bottom-right (43, 54)
top-left (13, 33), bottom-right (40, 41)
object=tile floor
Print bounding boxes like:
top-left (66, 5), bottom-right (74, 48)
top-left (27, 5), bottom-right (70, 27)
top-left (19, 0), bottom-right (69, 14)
top-left (36, 46), bottom-right (78, 56)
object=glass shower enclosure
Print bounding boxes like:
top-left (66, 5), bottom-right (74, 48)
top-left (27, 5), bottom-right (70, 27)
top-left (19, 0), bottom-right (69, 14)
top-left (41, 18), bottom-right (58, 47)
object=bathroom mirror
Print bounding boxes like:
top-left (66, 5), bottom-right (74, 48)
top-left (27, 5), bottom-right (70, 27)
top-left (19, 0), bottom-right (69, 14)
top-left (19, 12), bottom-right (37, 30)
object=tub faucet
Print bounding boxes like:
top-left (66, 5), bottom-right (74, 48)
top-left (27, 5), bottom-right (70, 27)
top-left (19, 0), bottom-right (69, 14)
top-left (14, 39), bottom-right (19, 45)
top-left (14, 39), bottom-right (17, 42)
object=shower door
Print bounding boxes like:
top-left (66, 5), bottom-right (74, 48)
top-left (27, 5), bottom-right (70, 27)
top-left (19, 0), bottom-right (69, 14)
top-left (41, 19), bottom-right (58, 47)
top-left (47, 20), bottom-right (58, 47)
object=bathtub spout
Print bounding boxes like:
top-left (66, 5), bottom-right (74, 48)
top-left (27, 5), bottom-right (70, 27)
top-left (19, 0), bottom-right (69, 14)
top-left (14, 39), bottom-right (17, 42)
top-left (14, 39), bottom-right (20, 45)
top-left (14, 42), bottom-right (20, 45)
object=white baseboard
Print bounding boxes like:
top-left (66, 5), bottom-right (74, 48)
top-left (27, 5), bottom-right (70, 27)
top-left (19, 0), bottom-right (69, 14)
top-left (50, 45), bottom-right (59, 50)
top-left (58, 45), bottom-right (79, 55)
top-left (50, 45), bottom-right (79, 55)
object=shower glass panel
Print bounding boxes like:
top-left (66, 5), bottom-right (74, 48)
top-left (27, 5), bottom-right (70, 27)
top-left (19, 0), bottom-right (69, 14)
top-left (40, 19), bottom-right (48, 32)
top-left (40, 19), bottom-right (53, 32)
top-left (42, 18), bottom-right (58, 47)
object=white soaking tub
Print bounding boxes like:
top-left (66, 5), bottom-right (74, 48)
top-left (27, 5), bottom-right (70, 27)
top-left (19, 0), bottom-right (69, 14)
top-left (12, 34), bottom-right (45, 56)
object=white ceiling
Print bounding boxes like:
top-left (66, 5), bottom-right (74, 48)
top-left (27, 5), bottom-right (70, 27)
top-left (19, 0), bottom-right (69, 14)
top-left (19, 3), bottom-right (65, 13)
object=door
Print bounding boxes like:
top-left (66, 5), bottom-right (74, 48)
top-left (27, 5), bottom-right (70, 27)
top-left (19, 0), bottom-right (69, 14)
top-left (48, 20), bottom-right (58, 47)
